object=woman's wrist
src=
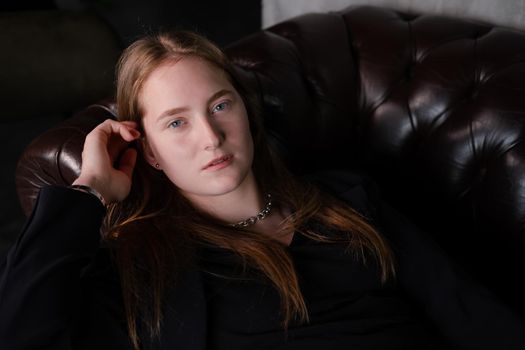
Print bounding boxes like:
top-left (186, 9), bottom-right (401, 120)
top-left (71, 175), bottom-right (109, 205)
top-left (69, 184), bottom-right (107, 206)
top-left (69, 183), bottom-right (107, 206)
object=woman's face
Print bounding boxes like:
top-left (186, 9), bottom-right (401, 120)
top-left (139, 56), bottom-right (255, 203)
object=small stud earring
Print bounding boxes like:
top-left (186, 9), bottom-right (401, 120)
top-left (155, 163), bottom-right (160, 168)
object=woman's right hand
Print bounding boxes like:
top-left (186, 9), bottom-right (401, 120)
top-left (72, 119), bottom-right (141, 204)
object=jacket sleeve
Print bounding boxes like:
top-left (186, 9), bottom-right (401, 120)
top-left (0, 186), bottom-right (107, 349)
top-left (310, 170), bottom-right (525, 350)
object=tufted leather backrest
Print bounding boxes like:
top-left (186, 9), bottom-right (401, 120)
top-left (15, 6), bottom-right (525, 312)
top-left (225, 6), bottom-right (525, 311)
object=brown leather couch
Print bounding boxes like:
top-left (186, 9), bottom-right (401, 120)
top-left (15, 6), bottom-right (525, 316)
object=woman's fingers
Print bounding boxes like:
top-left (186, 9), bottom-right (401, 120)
top-left (74, 119), bottom-right (142, 203)
top-left (118, 147), bottom-right (138, 180)
top-left (120, 120), bottom-right (138, 127)
top-left (86, 119), bottom-right (141, 162)
top-left (107, 131), bottom-right (135, 162)
top-left (120, 124), bottom-right (141, 142)
top-left (95, 119), bottom-right (140, 143)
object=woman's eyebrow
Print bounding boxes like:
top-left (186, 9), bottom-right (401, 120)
top-left (207, 89), bottom-right (234, 105)
top-left (156, 106), bottom-right (188, 124)
top-left (155, 89), bottom-right (235, 124)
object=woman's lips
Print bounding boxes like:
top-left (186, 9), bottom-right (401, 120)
top-left (203, 155), bottom-right (233, 171)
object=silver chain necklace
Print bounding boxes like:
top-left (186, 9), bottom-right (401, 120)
top-left (230, 194), bottom-right (272, 228)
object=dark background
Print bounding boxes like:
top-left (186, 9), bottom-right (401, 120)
top-left (1, 0), bottom-right (261, 45)
top-left (0, 0), bottom-right (261, 257)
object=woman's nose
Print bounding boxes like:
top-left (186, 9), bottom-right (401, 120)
top-left (199, 117), bottom-right (224, 150)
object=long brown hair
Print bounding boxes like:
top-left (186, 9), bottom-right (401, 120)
top-left (106, 30), bottom-right (395, 349)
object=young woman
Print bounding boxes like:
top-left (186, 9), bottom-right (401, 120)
top-left (1, 31), bottom-right (524, 350)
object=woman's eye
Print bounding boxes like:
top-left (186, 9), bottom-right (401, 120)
top-left (168, 119), bottom-right (185, 128)
top-left (212, 102), bottom-right (229, 114)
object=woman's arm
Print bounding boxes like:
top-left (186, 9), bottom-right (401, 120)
top-left (0, 187), bottom-right (106, 349)
top-left (0, 119), bottom-right (141, 349)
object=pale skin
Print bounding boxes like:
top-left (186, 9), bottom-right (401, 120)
top-left (73, 57), bottom-right (293, 245)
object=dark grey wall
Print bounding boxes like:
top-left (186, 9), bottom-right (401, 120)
top-left (88, 0), bottom-right (262, 46)
top-left (1, 0), bottom-right (262, 46)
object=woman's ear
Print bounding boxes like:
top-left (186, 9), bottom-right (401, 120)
top-left (141, 138), bottom-right (162, 170)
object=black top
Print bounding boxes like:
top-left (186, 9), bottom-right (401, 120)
top-left (1, 171), bottom-right (525, 349)
top-left (200, 221), bottom-right (443, 350)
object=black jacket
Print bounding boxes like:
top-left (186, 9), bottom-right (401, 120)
top-left (1, 171), bottom-right (524, 349)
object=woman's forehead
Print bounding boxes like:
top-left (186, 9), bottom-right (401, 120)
top-left (138, 57), bottom-right (237, 122)
top-left (142, 57), bottom-right (231, 96)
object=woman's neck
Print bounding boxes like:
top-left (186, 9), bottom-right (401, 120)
top-left (183, 170), bottom-right (265, 225)
top-left (182, 170), bottom-right (292, 244)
